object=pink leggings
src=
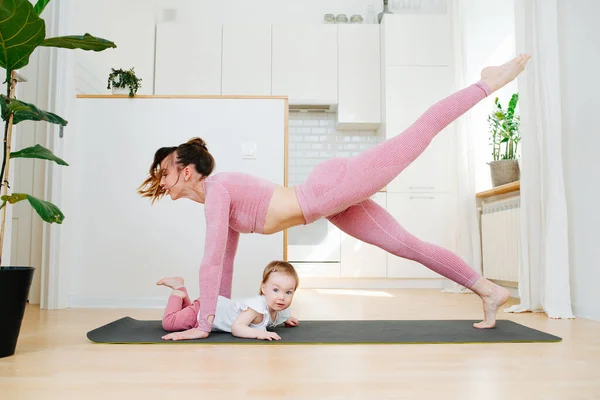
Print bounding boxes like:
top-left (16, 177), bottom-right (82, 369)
top-left (161, 287), bottom-right (200, 331)
top-left (294, 82), bottom-right (491, 289)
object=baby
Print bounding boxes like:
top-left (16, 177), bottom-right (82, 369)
top-left (158, 260), bottom-right (299, 341)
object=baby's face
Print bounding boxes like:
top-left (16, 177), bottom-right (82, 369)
top-left (261, 272), bottom-right (296, 312)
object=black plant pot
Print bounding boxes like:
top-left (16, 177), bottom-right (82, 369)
top-left (0, 266), bottom-right (34, 358)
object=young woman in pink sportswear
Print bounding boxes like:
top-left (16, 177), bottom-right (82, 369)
top-left (138, 55), bottom-right (531, 340)
top-left (158, 261), bottom-right (299, 341)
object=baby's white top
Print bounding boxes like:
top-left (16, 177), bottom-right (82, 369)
top-left (201, 295), bottom-right (291, 333)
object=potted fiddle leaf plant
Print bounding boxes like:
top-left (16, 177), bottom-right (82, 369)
top-left (487, 93), bottom-right (521, 187)
top-left (0, 0), bottom-right (116, 358)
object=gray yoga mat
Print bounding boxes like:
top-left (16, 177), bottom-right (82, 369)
top-left (87, 317), bottom-right (561, 344)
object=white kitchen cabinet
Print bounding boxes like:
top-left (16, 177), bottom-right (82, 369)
top-left (340, 192), bottom-right (387, 278)
top-left (271, 25), bottom-right (337, 105)
top-left (336, 25), bottom-right (381, 130)
top-left (385, 193), bottom-right (457, 278)
top-left (155, 23), bottom-right (222, 95)
top-left (292, 262), bottom-right (341, 279)
top-left (383, 14), bottom-right (453, 66)
top-left (384, 66), bottom-right (457, 193)
top-left (286, 218), bottom-right (341, 263)
top-left (222, 24), bottom-right (272, 95)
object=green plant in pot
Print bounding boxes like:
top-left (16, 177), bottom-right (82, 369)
top-left (0, 0), bottom-right (116, 358)
top-left (107, 67), bottom-right (142, 97)
top-left (487, 93), bottom-right (521, 187)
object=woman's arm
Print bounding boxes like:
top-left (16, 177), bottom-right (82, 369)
top-left (197, 182), bottom-right (235, 333)
top-left (232, 309), bottom-right (281, 341)
top-left (218, 227), bottom-right (240, 299)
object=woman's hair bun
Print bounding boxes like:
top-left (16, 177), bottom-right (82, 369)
top-left (187, 137), bottom-right (207, 150)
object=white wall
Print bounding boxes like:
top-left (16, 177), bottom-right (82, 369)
top-left (558, 0), bottom-right (600, 321)
top-left (457, 0), bottom-right (517, 192)
top-left (70, 0), bottom-right (156, 95)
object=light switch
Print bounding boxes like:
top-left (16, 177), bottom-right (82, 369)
top-left (241, 142), bottom-right (257, 159)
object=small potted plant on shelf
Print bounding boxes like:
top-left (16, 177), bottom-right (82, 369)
top-left (0, 0), bottom-right (116, 359)
top-left (107, 67), bottom-right (142, 97)
top-left (487, 93), bottom-right (521, 187)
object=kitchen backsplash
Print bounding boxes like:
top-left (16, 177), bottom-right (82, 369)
top-left (288, 112), bottom-right (382, 186)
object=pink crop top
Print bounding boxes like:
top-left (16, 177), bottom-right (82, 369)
top-left (197, 172), bottom-right (276, 331)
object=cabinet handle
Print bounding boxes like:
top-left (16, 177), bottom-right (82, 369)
top-left (409, 196), bottom-right (435, 200)
top-left (409, 186), bottom-right (435, 190)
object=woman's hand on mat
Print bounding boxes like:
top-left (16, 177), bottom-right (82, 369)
top-left (284, 317), bottom-right (299, 327)
top-left (257, 331), bottom-right (281, 341)
top-left (161, 328), bottom-right (210, 341)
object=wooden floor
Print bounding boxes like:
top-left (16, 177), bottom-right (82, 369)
top-left (1, 289), bottom-right (599, 399)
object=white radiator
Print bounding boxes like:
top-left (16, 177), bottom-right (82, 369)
top-left (480, 197), bottom-right (521, 283)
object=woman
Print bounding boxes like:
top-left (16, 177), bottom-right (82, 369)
top-left (139, 55), bottom-right (531, 340)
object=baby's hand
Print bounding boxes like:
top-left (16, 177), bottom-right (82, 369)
top-left (258, 331), bottom-right (281, 341)
top-left (285, 317), bottom-right (299, 327)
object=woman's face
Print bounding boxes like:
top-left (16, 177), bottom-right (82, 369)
top-left (159, 158), bottom-right (184, 200)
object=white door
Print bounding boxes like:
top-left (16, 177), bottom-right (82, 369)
top-left (222, 24), bottom-right (272, 95)
top-left (337, 25), bottom-right (381, 130)
top-left (287, 218), bottom-right (341, 263)
top-left (271, 25), bottom-right (337, 105)
top-left (385, 66), bottom-right (457, 193)
top-left (386, 193), bottom-right (457, 278)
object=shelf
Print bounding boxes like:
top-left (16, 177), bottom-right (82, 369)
top-left (476, 181), bottom-right (520, 199)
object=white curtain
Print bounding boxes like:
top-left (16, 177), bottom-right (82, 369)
top-left (506, 0), bottom-right (574, 318)
top-left (443, 0), bottom-right (483, 294)
top-left (41, 0), bottom-right (77, 309)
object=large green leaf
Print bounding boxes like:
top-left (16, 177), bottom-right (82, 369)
top-left (41, 33), bottom-right (117, 51)
top-left (11, 144), bottom-right (68, 166)
top-left (0, 95), bottom-right (67, 125)
top-left (0, 0), bottom-right (46, 72)
top-left (26, 194), bottom-right (64, 223)
top-left (33, 0), bottom-right (50, 15)
top-left (1, 193), bottom-right (64, 223)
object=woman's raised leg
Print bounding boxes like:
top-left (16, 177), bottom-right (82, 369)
top-left (295, 55), bottom-right (530, 223)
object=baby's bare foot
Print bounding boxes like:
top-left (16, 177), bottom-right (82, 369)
top-left (156, 277), bottom-right (184, 290)
top-left (481, 54), bottom-right (531, 93)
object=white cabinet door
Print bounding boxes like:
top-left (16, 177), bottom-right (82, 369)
top-left (272, 25), bottom-right (337, 105)
top-left (337, 25), bottom-right (381, 130)
top-left (286, 218), bottom-right (341, 263)
top-left (385, 193), bottom-right (457, 278)
top-left (383, 14), bottom-right (453, 66)
top-left (340, 192), bottom-right (387, 278)
top-left (155, 23), bottom-right (222, 95)
top-left (292, 262), bottom-right (341, 279)
top-left (385, 66), bottom-right (457, 193)
top-left (222, 24), bottom-right (272, 95)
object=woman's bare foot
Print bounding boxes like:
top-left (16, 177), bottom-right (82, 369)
top-left (481, 54), bottom-right (531, 93)
top-left (156, 277), bottom-right (184, 290)
top-left (470, 277), bottom-right (511, 329)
